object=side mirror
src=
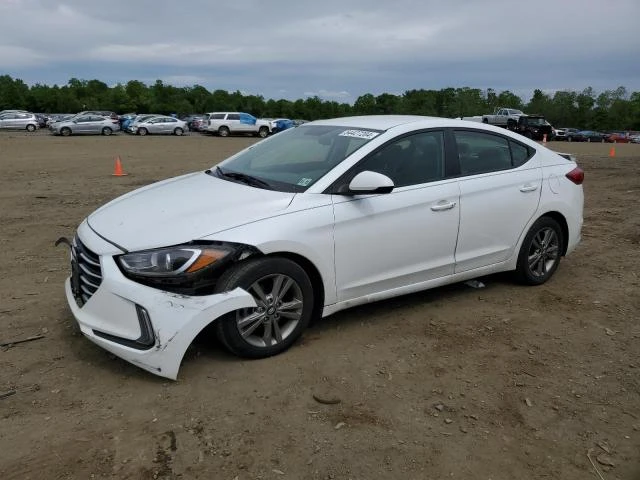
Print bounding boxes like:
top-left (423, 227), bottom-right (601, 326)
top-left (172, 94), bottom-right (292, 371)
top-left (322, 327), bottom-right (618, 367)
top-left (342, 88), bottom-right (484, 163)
top-left (347, 171), bottom-right (394, 195)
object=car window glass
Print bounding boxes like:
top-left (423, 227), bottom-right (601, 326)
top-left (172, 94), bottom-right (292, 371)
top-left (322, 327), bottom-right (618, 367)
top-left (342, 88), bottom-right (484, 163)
top-left (510, 141), bottom-right (533, 167)
top-left (455, 131), bottom-right (512, 175)
top-left (167, 118), bottom-right (177, 123)
top-left (227, 113), bottom-right (240, 120)
top-left (212, 114), bottom-right (225, 119)
top-left (351, 131), bottom-right (445, 188)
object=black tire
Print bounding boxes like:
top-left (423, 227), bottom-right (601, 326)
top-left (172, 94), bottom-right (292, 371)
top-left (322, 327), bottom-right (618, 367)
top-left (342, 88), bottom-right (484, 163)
top-left (60, 127), bottom-right (71, 137)
top-left (102, 127), bottom-right (112, 136)
top-left (138, 127), bottom-right (148, 136)
top-left (515, 216), bottom-right (563, 285)
top-left (214, 257), bottom-right (314, 358)
top-left (26, 124), bottom-right (36, 132)
top-left (482, 118), bottom-right (489, 124)
top-left (218, 126), bottom-right (230, 137)
top-left (174, 127), bottom-right (184, 136)
top-left (258, 126), bottom-right (269, 138)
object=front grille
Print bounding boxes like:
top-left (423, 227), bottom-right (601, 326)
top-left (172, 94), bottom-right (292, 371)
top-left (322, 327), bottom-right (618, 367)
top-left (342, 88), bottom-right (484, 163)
top-left (71, 235), bottom-right (103, 306)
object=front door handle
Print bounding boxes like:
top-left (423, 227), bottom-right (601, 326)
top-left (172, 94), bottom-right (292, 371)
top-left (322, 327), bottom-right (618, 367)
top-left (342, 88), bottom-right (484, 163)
top-left (519, 184), bottom-right (538, 193)
top-left (431, 201), bottom-right (457, 211)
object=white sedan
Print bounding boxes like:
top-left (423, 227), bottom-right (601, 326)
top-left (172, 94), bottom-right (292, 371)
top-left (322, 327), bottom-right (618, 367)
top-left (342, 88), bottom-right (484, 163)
top-left (60, 115), bottom-right (584, 379)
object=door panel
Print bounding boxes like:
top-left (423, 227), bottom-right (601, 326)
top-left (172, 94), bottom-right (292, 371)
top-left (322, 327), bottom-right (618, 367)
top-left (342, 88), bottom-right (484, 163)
top-left (332, 180), bottom-right (460, 301)
top-left (453, 130), bottom-right (542, 272)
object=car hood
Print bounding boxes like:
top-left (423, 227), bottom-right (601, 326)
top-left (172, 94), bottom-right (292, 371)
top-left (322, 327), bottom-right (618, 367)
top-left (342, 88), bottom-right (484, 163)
top-left (87, 172), bottom-right (296, 252)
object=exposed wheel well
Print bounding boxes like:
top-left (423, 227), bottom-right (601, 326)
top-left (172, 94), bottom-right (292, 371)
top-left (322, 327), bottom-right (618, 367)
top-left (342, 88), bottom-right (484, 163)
top-left (538, 211), bottom-right (569, 255)
top-left (264, 252), bottom-right (325, 322)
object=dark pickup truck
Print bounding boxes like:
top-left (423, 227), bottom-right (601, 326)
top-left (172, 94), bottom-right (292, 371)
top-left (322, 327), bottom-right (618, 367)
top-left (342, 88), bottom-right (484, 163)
top-left (511, 114), bottom-right (553, 141)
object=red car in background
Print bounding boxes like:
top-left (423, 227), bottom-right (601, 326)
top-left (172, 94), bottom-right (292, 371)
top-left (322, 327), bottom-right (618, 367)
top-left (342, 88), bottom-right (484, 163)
top-left (605, 133), bottom-right (631, 143)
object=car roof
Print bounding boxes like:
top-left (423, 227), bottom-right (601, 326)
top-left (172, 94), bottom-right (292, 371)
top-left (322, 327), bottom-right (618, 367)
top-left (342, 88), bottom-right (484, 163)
top-left (308, 115), bottom-right (437, 130)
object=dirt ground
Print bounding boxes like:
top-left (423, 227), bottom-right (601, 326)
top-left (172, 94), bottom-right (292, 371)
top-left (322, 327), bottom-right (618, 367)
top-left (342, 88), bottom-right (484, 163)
top-left (0, 130), bottom-right (638, 480)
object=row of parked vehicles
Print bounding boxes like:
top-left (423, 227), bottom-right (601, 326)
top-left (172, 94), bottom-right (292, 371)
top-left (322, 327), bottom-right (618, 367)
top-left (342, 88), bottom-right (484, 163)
top-left (553, 128), bottom-right (640, 143)
top-left (462, 108), bottom-right (640, 144)
top-left (0, 109), bottom-right (305, 137)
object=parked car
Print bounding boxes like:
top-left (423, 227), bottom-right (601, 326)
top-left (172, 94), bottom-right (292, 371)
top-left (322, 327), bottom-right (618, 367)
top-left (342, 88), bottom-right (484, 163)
top-left (577, 131), bottom-right (606, 142)
top-left (58, 115), bottom-right (584, 380)
top-left (512, 115), bottom-right (553, 141)
top-left (126, 114), bottom-right (160, 133)
top-left (604, 133), bottom-right (631, 143)
top-left (270, 118), bottom-right (296, 134)
top-left (50, 115), bottom-right (120, 136)
top-left (630, 135), bottom-right (640, 144)
top-left (182, 115), bottom-right (205, 132)
top-left (134, 116), bottom-right (187, 136)
top-left (204, 112), bottom-right (272, 137)
top-left (0, 111), bottom-right (39, 131)
top-left (34, 114), bottom-right (49, 128)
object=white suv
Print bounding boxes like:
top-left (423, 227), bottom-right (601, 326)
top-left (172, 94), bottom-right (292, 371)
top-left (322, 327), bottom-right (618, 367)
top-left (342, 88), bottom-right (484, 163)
top-left (204, 112), bottom-right (271, 138)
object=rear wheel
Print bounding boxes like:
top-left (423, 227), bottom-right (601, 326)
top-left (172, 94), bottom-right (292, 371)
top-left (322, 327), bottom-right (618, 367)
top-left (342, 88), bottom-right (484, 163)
top-left (482, 118), bottom-right (489, 124)
top-left (174, 127), bottom-right (184, 136)
top-left (26, 124), bottom-right (36, 132)
top-left (218, 126), bottom-right (230, 137)
top-left (214, 257), bottom-right (314, 358)
top-left (138, 127), bottom-right (148, 136)
top-left (515, 217), bottom-right (563, 285)
top-left (60, 127), bottom-right (71, 137)
top-left (102, 127), bottom-right (112, 136)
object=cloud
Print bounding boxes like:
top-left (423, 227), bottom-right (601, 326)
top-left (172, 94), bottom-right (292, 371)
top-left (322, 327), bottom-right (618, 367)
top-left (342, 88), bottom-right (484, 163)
top-left (0, 0), bottom-right (638, 101)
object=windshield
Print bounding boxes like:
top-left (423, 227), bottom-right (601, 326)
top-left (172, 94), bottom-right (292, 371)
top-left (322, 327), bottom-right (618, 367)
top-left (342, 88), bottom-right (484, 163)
top-left (214, 125), bottom-right (382, 192)
top-left (527, 117), bottom-right (546, 126)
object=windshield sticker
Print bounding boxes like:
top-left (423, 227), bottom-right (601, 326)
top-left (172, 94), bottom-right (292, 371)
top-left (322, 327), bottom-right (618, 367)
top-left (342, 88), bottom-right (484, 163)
top-left (339, 129), bottom-right (380, 140)
top-left (297, 178), bottom-right (313, 186)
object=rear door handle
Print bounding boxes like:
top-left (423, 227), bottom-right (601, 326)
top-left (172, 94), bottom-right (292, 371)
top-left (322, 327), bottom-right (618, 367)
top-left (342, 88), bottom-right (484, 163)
top-left (519, 184), bottom-right (538, 193)
top-left (431, 201), bottom-right (457, 211)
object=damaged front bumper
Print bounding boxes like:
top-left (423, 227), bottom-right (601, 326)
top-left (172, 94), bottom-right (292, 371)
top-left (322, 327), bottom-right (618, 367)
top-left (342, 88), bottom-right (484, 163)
top-left (62, 222), bottom-right (256, 380)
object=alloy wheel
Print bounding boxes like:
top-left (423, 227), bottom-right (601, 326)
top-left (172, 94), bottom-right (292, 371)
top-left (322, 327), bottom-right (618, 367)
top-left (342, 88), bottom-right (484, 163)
top-left (527, 227), bottom-right (560, 278)
top-left (235, 274), bottom-right (304, 348)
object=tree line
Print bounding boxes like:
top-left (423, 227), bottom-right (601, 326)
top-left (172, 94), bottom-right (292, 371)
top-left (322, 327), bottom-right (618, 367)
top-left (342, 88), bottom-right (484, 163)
top-left (1, 75), bottom-right (638, 131)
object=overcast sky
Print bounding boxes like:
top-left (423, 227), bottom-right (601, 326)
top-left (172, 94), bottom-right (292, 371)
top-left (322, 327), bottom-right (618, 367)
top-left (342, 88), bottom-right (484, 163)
top-left (1, 0), bottom-right (638, 103)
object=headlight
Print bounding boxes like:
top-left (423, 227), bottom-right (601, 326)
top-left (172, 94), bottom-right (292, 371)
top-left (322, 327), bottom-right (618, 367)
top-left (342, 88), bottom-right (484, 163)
top-left (118, 244), bottom-right (234, 277)
top-left (115, 242), bottom-right (259, 295)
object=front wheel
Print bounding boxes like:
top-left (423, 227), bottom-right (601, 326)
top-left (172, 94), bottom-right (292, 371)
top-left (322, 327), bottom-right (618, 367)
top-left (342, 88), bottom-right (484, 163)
top-left (258, 126), bottom-right (269, 138)
top-left (60, 127), bottom-right (71, 137)
top-left (215, 257), bottom-right (314, 358)
top-left (138, 127), bottom-right (148, 136)
top-left (218, 126), bottom-right (230, 137)
top-left (515, 217), bottom-right (563, 285)
top-left (102, 127), bottom-right (112, 136)
top-left (26, 124), bottom-right (36, 132)
top-left (174, 127), bottom-right (184, 136)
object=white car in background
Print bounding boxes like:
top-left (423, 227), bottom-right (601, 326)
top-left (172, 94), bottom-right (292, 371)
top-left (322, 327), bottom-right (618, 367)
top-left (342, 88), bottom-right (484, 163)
top-left (204, 112), bottom-right (271, 137)
top-left (59, 115), bottom-right (584, 379)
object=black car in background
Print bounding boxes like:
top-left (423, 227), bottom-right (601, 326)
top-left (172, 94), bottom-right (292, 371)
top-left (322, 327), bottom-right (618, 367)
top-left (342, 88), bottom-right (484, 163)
top-left (568, 130), bottom-right (605, 142)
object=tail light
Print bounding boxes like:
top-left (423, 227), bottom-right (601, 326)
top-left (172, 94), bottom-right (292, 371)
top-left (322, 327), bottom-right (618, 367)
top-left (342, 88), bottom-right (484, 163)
top-left (565, 167), bottom-right (584, 185)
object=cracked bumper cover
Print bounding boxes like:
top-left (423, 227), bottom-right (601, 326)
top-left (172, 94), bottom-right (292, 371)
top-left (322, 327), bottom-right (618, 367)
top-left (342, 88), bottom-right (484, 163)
top-left (64, 225), bottom-right (256, 380)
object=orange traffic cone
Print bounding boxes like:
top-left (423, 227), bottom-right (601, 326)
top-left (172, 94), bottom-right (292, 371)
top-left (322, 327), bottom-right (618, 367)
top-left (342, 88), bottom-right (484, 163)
top-left (112, 156), bottom-right (128, 176)
top-left (609, 146), bottom-right (616, 158)
top-left (543, 134), bottom-right (547, 144)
